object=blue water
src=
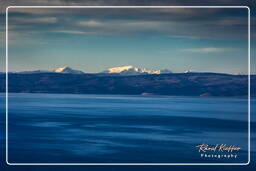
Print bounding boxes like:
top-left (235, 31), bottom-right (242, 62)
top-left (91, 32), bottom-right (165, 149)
top-left (1, 93), bottom-right (254, 164)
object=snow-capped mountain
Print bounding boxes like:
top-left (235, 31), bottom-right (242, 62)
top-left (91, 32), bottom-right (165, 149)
top-left (102, 65), bottom-right (172, 75)
top-left (16, 67), bottom-right (84, 74)
top-left (54, 67), bottom-right (84, 74)
top-left (15, 66), bottom-right (171, 75)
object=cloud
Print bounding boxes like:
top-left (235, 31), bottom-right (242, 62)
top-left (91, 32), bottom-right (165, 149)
top-left (1, 6), bottom-right (249, 40)
top-left (0, 0), bottom-right (254, 16)
top-left (79, 19), bottom-right (168, 28)
top-left (181, 47), bottom-right (235, 53)
top-left (76, 16), bottom-right (248, 38)
top-left (51, 30), bottom-right (99, 35)
top-left (9, 16), bottom-right (57, 24)
top-left (167, 35), bottom-right (204, 39)
top-left (79, 20), bottom-right (104, 27)
top-left (77, 19), bottom-right (175, 35)
top-left (216, 18), bottom-right (247, 26)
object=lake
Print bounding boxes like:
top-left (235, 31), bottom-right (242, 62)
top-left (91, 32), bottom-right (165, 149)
top-left (1, 93), bottom-right (254, 164)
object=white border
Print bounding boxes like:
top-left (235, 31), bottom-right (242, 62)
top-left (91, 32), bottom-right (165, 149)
top-left (5, 6), bottom-right (251, 166)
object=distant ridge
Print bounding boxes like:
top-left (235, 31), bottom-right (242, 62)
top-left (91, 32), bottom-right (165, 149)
top-left (18, 70), bottom-right (52, 74)
top-left (0, 72), bottom-right (253, 97)
top-left (14, 66), bottom-right (173, 76)
top-left (10, 66), bottom-right (247, 76)
top-left (15, 67), bottom-right (85, 75)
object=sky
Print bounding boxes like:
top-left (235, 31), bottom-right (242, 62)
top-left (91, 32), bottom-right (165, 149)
top-left (0, 1), bottom-right (254, 74)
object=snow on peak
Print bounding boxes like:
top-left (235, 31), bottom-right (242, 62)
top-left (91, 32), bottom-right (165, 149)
top-left (54, 66), bottom-right (84, 74)
top-left (107, 65), bottom-right (135, 73)
top-left (102, 65), bottom-right (172, 75)
top-left (184, 70), bottom-right (193, 73)
top-left (54, 66), bottom-right (68, 73)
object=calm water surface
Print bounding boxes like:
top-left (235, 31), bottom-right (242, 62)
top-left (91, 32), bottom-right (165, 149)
top-left (1, 93), bottom-right (254, 163)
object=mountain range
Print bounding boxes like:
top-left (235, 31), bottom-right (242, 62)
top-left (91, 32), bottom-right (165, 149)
top-left (16, 66), bottom-right (172, 75)
top-left (0, 68), bottom-right (254, 96)
top-left (18, 66), bottom-right (84, 75)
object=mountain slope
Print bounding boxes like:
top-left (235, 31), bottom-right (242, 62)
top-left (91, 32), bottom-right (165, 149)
top-left (18, 70), bottom-right (53, 74)
top-left (54, 67), bottom-right (84, 74)
top-left (0, 72), bottom-right (253, 97)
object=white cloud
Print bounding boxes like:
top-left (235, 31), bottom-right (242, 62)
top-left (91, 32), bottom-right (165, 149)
top-left (78, 19), bottom-right (174, 33)
top-left (168, 35), bottom-right (204, 39)
top-left (52, 30), bottom-right (98, 35)
top-left (181, 47), bottom-right (234, 53)
top-left (79, 20), bottom-right (104, 27)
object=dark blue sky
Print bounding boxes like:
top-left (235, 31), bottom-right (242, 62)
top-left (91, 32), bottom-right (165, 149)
top-left (0, 2), bottom-right (253, 74)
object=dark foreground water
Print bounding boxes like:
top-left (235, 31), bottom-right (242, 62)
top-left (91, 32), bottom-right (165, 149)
top-left (1, 93), bottom-right (254, 164)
